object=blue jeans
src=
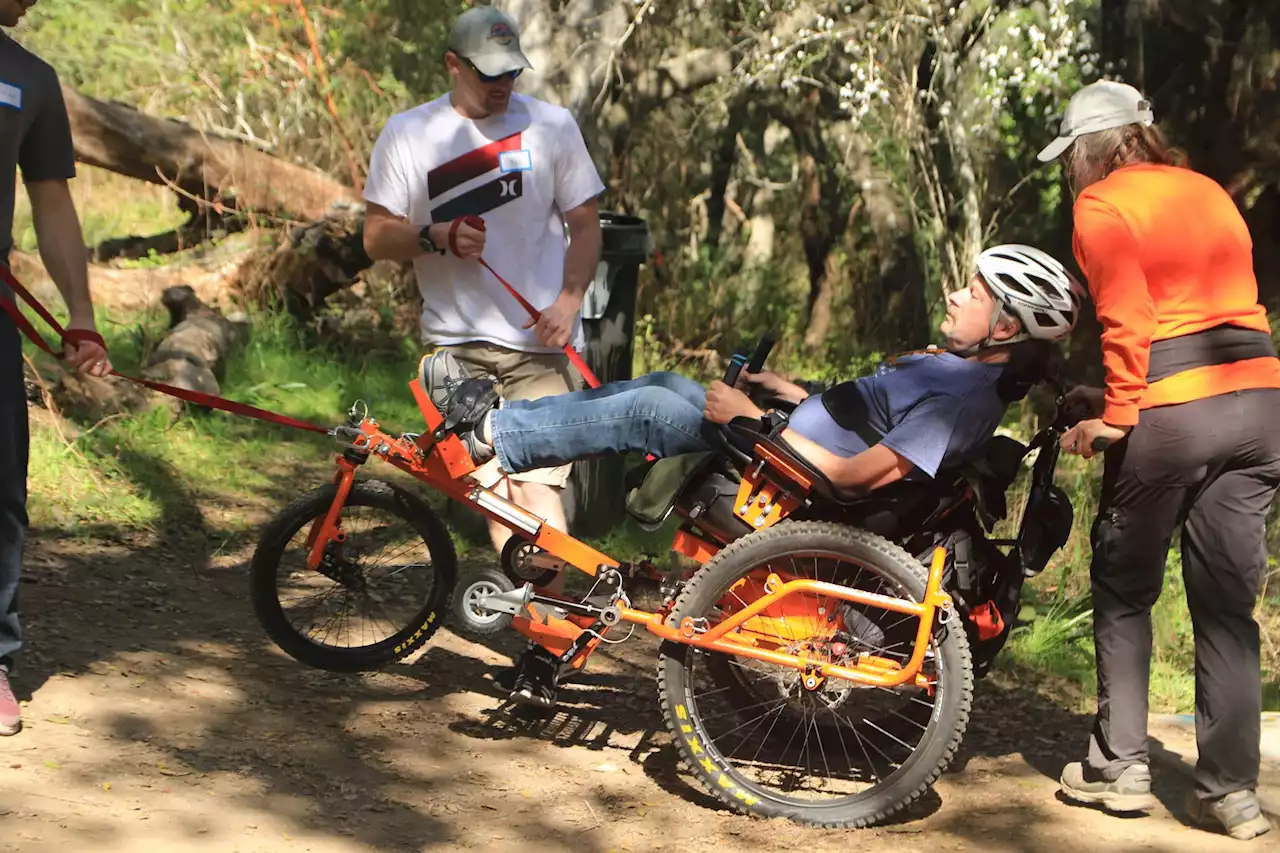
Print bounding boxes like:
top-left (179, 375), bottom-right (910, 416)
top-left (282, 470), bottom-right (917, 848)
top-left (490, 372), bottom-right (717, 474)
top-left (0, 291), bottom-right (26, 673)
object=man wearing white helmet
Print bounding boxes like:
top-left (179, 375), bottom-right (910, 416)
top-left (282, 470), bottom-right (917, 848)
top-left (424, 243), bottom-right (1086, 708)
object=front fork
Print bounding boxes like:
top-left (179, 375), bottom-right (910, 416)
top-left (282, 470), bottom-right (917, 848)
top-left (305, 456), bottom-right (360, 571)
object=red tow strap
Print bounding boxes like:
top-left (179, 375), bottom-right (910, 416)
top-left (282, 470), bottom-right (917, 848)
top-left (452, 215), bottom-right (602, 390)
top-left (0, 265), bottom-right (330, 434)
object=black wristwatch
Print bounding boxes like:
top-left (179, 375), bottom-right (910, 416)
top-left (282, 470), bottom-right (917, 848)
top-left (418, 225), bottom-right (443, 255)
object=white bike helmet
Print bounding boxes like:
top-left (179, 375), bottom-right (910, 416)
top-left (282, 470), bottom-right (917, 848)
top-left (974, 244), bottom-right (1087, 342)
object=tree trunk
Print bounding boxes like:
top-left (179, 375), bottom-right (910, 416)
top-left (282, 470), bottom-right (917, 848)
top-left (501, 0), bottom-right (632, 166)
top-left (63, 87), bottom-right (361, 222)
top-left (773, 98), bottom-right (856, 354)
top-left (705, 99), bottom-right (748, 251)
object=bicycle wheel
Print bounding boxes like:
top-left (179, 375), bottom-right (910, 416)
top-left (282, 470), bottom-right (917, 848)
top-left (657, 520), bottom-right (972, 828)
top-left (450, 566), bottom-right (517, 638)
top-left (251, 479), bottom-right (457, 672)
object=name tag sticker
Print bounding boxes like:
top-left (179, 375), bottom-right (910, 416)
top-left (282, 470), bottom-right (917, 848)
top-left (0, 81), bottom-right (22, 111)
top-left (499, 149), bottom-right (532, 173)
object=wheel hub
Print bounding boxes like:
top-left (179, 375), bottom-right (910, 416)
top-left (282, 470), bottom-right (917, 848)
top-left (317, 543), bottom-right (367, 592)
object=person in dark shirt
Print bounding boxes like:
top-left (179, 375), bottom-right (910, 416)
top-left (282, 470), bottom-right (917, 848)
top-left (0, 0), bottom-right (111, 736)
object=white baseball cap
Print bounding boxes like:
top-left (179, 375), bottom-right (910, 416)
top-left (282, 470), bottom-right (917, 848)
top-left (1036, 80), bottom-right (1155, 162)
top-left (447, 7), bottom-right (533, 77)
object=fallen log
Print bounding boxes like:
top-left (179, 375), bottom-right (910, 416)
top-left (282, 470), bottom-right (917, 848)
top-left (142, 284), bottom-right (249, 393)
top-left (234, 208), bottom-right (379, 318)
top-left (63, 86), bottom-right (361, 223)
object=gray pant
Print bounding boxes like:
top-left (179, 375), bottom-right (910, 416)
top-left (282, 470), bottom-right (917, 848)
top-left (1087, 388), bottom-right (1280, 800)
top-left (0, 288), bottom-right (27, 673)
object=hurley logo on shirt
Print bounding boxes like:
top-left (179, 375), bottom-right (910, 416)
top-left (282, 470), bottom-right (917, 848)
top-left (427, 131), bottom-right (526, 221)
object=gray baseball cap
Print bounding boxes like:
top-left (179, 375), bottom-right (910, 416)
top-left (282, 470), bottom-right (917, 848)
top-left (447, 7), bottom-right (533, 77)
top-left (1036, 80), bottom-right (1155, 162)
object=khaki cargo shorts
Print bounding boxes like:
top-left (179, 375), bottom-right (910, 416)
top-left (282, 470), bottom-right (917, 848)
top-left (440, 341), bottom-right (585, 487)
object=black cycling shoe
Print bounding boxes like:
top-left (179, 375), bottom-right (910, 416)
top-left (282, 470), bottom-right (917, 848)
top-left (507, 646), bottom-right (563, 709)
top-left (840, 604), bottom-right (888, 652)
top-left (492, 651), bottom-right (584, 693)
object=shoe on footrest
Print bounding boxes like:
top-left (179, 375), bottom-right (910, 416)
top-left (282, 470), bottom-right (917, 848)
top-left (507, 646), bottom-right (563, 709)
top-left (418, 350), bottom-right (498, 462)
top-left (492, 653), bottom-right (584, 693)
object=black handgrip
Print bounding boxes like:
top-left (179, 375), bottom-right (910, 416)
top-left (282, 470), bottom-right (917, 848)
top-left (1091, 436), bottom-right (1112, 452)
top-left (723, 354), bottom-right (747, 388)
top-left (746, 334), bottom-right (776, 375)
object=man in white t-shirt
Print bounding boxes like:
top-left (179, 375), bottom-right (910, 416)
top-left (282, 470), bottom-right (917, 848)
top-left (362, 7), bottom-right (605, 583)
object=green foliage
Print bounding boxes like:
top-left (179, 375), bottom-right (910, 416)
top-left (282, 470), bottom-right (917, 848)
top-left (14, 0), bottom-right (459, 180)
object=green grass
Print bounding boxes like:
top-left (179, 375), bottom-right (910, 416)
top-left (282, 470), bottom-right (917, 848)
top-left (24, 301), bottom-right (427, 545)
top-left (1003, 557), bottom-right (1202, 714)
top-left (25, 298), bottom-right (682, 566)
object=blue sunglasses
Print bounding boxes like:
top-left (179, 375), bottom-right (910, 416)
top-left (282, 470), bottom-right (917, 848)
top-left (464, 57), bottom-right (522, 84)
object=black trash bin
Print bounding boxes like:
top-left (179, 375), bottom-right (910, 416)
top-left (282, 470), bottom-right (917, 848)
top-left (563, 212), bottom-right (651, 538)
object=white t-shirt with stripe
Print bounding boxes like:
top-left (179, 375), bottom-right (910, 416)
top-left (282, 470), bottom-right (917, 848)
top-left (363, 93), bottom-right (605, 352)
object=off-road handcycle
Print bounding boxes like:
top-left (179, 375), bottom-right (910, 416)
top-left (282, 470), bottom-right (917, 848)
top-left (249, 336), bottom-right (1082, 828)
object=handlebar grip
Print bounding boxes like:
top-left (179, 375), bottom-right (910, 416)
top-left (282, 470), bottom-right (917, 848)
top-left (724, 356), bottom-right (747, 387)
top-left (1091, 436), bottom-right (1112, 452)
top-left (723, 353), bottom-right (747, 388)
top-left (746, 335), bottom-right (776, 375)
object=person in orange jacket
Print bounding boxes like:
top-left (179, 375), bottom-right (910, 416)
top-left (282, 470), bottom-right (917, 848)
top-left (1043, 80), bottom-right (1277, 841)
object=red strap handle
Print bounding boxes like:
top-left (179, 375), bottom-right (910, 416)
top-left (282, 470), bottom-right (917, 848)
top-left (63, 328), bottom-right (107, 350)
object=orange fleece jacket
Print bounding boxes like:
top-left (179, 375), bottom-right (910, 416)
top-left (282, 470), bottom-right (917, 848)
top-left (1071, 163), bottom-right (1280, 427)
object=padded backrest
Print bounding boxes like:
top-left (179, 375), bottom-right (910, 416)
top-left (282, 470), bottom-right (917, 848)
top-left (995, 339), bottom-right (1053, 403)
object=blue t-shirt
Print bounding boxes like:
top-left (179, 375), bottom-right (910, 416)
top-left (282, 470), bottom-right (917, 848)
top-left (787, 352), bottom-right (1006, 479)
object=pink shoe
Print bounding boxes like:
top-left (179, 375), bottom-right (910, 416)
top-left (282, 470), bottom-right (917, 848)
top-left (0, 669), bottom-right (22, 736)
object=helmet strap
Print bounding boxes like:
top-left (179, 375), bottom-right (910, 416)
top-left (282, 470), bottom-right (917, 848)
top-left (946, 304), bottom-right (1028, 357)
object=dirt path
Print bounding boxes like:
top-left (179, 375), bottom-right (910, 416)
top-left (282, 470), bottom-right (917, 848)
top-left (0, 524), bottom-right (1259, 853)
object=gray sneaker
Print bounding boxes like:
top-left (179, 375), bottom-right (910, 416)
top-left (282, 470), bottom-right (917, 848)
top-left (417, 350), bottom-right (497, 462)
top-left (1059, 761), bottom-right (1158, 813)
top-left (1186, 790), bottom-right (1273, 841)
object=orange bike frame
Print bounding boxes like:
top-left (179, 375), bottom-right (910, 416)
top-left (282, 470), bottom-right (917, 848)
top-left (308, 380), bottom-right (955, 690)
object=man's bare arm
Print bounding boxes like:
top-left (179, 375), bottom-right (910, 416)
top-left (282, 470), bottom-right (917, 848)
top-left (363, 203), bottom-right (437, 262)
top-left (27, 180), bottom-right (110, 376)
top-left (560, 197), bottom-right (601, 302)
top-left (27, 180), bottom-right (92, 326)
